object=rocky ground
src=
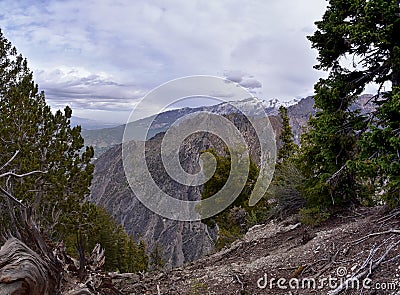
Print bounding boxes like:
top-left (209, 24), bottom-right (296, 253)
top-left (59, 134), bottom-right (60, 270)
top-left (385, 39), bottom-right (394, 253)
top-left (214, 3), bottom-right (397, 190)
top-left (112, 206), bottom-right (400, 295)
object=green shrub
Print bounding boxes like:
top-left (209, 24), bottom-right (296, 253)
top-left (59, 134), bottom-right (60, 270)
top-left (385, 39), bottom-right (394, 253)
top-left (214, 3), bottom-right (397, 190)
top-left (299, 207), bottom-right (331, 226)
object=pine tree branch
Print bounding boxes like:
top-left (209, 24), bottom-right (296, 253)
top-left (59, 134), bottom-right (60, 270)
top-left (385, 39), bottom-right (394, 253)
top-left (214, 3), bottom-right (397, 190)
top-left (0, 186), bottom-right (26, 208)
top-left (327, 164), bottom-right (347, 184)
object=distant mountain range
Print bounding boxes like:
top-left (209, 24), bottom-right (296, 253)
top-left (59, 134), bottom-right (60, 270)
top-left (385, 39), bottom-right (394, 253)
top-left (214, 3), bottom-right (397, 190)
top-left (81, 95), bottom-right (375, 158)
top-left (70, 116), bottom-right (119, 130)
top-left (81, 97), bottom-right (304, 158)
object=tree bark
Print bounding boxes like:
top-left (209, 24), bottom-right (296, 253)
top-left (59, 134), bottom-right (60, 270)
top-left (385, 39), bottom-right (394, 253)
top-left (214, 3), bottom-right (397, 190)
top-left (0, 237), bottom-right (58, 294)
top-left (0, 236), bottom-right (117, 295)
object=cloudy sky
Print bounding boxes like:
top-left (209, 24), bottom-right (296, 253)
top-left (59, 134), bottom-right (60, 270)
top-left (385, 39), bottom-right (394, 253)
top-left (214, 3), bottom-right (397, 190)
top-left (0, 0), bottom-right (328, 123)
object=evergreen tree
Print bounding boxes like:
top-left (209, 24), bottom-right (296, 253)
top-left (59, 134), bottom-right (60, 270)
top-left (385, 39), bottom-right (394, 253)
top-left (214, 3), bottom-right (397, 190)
top-left (266, 107), bottom-right (304, 219)
top-left (135, 240), bottom-right (149, 272)
top-left (89, 209), bottom-right (148, 273)
top-left (149, 243), bottom-right (165, 271)
top-left (199, 148), bottom-right (260, 249)
top-left (277, 106), bottom-right (298, 163)
top-left (358, 87), bottom-right (400, 206)
top-left (296, 73), bottom-right (362, 209)
top-left (300, 0), bottom-right (400, 210)
top-left (0, 28), bottom-right (94, 240)
top-left (0, 29), bottom-right (148, 272)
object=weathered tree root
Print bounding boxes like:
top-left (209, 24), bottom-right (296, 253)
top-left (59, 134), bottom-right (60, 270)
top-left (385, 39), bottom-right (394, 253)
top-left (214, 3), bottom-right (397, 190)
top-left (0, 236), bottom-right (121, 295)
top-left (0, 154), bottom-right (121, 294)
top-left (0, 237), bottom-right (58, 295)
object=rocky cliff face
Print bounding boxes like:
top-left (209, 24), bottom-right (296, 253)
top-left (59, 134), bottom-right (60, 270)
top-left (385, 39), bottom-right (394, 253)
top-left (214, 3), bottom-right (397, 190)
top-left (88, 114), bottom-right (277, 267)
top-left (89, 139), bottom-right (212, 268)
top-left (287, 96), bottom-right (315, 143)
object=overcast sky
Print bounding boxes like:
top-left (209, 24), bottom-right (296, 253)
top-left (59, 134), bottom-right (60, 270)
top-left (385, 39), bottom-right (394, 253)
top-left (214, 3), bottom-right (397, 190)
top-left (0, 0), bottom-right (328, 123)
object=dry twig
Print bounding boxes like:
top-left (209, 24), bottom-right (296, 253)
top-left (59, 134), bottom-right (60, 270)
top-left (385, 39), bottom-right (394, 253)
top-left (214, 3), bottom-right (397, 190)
top-left (352, 229), bottom-right (400, 245)
top-left (328, 239), bottom-right (400, 295)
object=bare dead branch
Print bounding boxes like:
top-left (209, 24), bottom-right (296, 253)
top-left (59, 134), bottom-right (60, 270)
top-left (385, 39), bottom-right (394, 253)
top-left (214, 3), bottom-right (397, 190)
top-left (0, 170), bottom-right (47, 179)
top-left (352, 229), bottom-right (400, 246)
top-left (0, 186), bottom-right (26, 208)
top-left (0, 150), bottom-right (19, 172)
top-left (0, 149), bottom-right (120, 294)
top-left (328, 239), bottom-right (400, 295)
top-left (327, 164), bottom-right (347, 184)
top-left (374, 208), bottom-right (400, 224)
top-left (315, 249), bottom-right (340, 277)
top-left (233, 273), bottom-right (244, 292)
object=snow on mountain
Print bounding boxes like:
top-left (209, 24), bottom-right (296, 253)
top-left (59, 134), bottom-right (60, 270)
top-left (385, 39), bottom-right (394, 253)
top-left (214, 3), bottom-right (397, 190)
top-left (82, 97), bottom-right (307, 157)
top-left (201, 97), bottom-right (300, 116)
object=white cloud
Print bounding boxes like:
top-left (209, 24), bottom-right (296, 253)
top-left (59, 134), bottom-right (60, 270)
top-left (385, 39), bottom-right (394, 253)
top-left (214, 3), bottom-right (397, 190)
top-left (0, 0), bottom-right (328, 121)
top-left (224, 70), bottom-right (246, 84)
top-left (239, 78), bottom-right (262, 90)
